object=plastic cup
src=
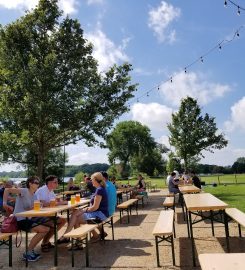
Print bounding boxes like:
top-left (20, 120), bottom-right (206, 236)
top-left (34, 200), bottom-right (40, 211)
top-left (75, 193), bottom-right (80, 202)
top-left (50, 198), bottom-right (56, 207)
top-left (71, 195), bottom-right (76, 205)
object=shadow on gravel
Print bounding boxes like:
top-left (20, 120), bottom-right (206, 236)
top-left (217, 236), bottom-right (245, 252)
top-left (113, 214), bottom-right (147, 226)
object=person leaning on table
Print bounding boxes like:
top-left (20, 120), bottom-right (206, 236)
top-left (34, 175), bottom-right (68, 250)
top-left (3, 176), bottom-right (51, 262)
top-left (168, 171), bottom-right (180, 194)
top-left (58, 172), bottom-right (109, 249)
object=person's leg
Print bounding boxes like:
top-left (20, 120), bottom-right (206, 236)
top-left (28, 225), bottom-right (50, 251)
top-left (41, 216), bottom-right (66, 244)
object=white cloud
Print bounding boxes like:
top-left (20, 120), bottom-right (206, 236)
top-left (148, 1), bottom-right (180, 43)
top-left (224, 96), bottom-right (245, 132)
top-left (131, 102), bottom-right (172, 131)
top-left (66, 141), bottom-right (108, 165)
top-left (157, 135), bottom-right (170, 148)
top-left (85, 29), bottom-right (129, 72)
top-left (160, 71), bottom-right (231, 107)
top-left (201, 146), bottom-right (245, 166)
top-left (0, 0), bottom-right (78, 15)
top-left (87, 0), bottom-right (104, 5)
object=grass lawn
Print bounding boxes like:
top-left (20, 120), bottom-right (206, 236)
top-left (121, 176), bottom-right (245, 212)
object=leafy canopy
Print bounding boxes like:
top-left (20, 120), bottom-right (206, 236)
top-left (0, 0), bottom-right (137, 179)
top-left (167, 97), bottom-right (228, 170)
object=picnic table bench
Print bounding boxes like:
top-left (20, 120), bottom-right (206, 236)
top-left (0, 232), bottom-right (16, 267)
top-left (64, 224), bottom-right (98, 267)
top-left (225, 207), bottom-right (245, 237)
top-left (199, 253), bottom-right (245, 270)
top-left (152, 210), bottom-right (175, 267)
top-left (117, 198), bottom-right (138, 223)
top-left (162, 197), bottom-right (175, 210)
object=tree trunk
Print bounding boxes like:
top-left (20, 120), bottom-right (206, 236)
top-left (37, 151), bottom-right (45, 182)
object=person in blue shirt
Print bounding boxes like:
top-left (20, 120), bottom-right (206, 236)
top-left (101, 171), bottom-right (116, 216)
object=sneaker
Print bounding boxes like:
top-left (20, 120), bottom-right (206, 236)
top-left (32, 250), bottom-right (41, 260)
top-left (22, 251), bottom-right (40, 262)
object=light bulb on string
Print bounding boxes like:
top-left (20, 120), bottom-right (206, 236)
top-left (147, 92), bottom-right (149, 97)
top-left (224, 1), bottom-right (227, 7)
top-left (200, 57), bottom-right (204, 63)
top-left (157, 86), bottom-right (160, 90)
top-left (236, 31), bottom-right (240, 37)
top-left (219, 44), bottom-right (222, 50)
top-left (170, 77), bottom-right (173, 83)
top-left (184, 67), bottom-right (187, 73)
top-left (237, 6), bottom-right (241, 15)
top-left (137, 98), bottom-right (139, 103)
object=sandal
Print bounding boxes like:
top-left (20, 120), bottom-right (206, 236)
top-left (41, 242), bottom-right (54, 252)
top-left (68, 243), bottom-right (83, 251)
top-left (57, 237), bottom-right (70, 244)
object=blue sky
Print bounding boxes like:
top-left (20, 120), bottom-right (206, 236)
top-left (0, 0), bottom-right (245, 171)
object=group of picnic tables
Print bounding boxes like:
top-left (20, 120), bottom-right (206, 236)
top-left (172, 183), bottom-right (244, 269)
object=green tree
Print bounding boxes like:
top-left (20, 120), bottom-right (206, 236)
top-left (166, 152), bottom-right (181, 173)
top-left (167, 97), bottom-right (228, 170)
top-left (0, 0), bottom-right (136, 180)
top-left (106, 121), bottom-right (156, 177)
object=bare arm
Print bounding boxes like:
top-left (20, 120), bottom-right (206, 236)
top-left (3, 187), bottom-right (20, 212)
top-left (87, 195), bottom-right (102, 212)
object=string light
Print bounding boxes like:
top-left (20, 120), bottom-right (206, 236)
top-left (129, 25), bottom-right (244, 105)
top-left (237, 6), bottom-right (241, 15)
top-left (224, 0), bottom-right (245, 15)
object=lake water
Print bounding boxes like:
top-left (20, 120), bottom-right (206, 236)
top-left (10, 177), bottom-right (73, 184)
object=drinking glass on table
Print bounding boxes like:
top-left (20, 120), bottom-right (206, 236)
top-left (70, 195), bottom-right (76, 205)
top-left (34, 200), bottom-right (41, 211)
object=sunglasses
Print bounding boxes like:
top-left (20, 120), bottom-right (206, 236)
top-left (33, 181), bottom-right (40, 185)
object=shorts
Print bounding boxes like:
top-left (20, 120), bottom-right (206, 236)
top-left (17, 217), bottom-right (50, 232)
top-left (83, 211), bottom-right (107, 222)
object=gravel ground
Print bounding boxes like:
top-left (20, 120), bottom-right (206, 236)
top-left (1, 189), bottom-right (244, 270)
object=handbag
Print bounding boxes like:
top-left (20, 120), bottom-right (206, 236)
top-left (1, 215), bottom-right (22, 247)
top-left (1, 215), bottom-right (18, 233)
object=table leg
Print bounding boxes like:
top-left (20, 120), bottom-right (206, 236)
top-left (210, 210), bottom-right (215, 236)
top-left (54, 215), bottom-right (58, 266)
top-left (25, 218), bottom-right (28, 267)
top-left (9, 235), bottom-right (12, 267)
top-left (188, 211), bottom-right (196, 267)
top-left (223, 210), bottom-right (230, 253)
top-left (185, 206), bottom-right (190, 238)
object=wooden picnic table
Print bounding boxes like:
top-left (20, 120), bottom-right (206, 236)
top-left (179, 185), bottom-right (200, 194)
top-left (199, 253), bottom-right (245, 270)
top-left (183, 193), bottom-right (229, 267)
top-left (15, 198), bottom-right (90, 267)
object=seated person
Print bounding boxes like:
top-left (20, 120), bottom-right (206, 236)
top-left (34, 175), bottom-right (68, 248)
top-left (111, 176), bottom-right (123, 202)
top-left (66, 178), bottom-right (79, 191)
top-left (84, 176), bottom-right (96, 196)
top-left (59, 172), bottom-right (109, 248)
top-left (3, 176), bottom-right (51, 262)
top-left (0, 180), bottom-right (15, 216)
top-left (168, 172), bottom-right (180, 194)
top-left (135, 174), bottom-right (146, 192)
top-left (190, 171), bottom-right (201, 189)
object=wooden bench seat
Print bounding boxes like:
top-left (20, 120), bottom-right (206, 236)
top-left (162, 197), bottom-right (175, 210)
top-left (64, 224), bottom-right (98, 267)
top-left (162, 191), bottom-right (174, 197)
top-left (152, 210), bottom-right (175, 267)
top-left (226, 208), bottom-right (245, 237)
top-left (117, 199), bottom-right (138, 223)
top-left (0, 232), bottom-right (16, 267)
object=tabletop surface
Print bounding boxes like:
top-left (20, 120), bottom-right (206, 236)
top-left (179, 185), bottom-right (201, 193)
top-left (15, 198), bottom-right (90, 217)
top-left (184, 193), bottom-right (228, 211)
top-left (199, 253), bottom-right (245, 270)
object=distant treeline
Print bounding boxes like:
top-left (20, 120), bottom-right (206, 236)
top-left (0, 162), bottom-right (245, 178)
top-left (0, 163), bottom-right (110, 178)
